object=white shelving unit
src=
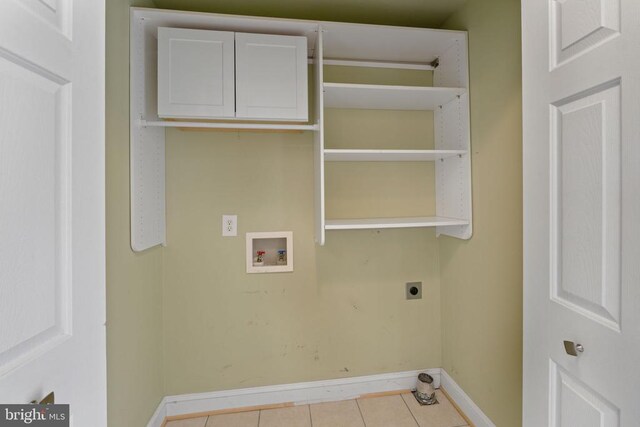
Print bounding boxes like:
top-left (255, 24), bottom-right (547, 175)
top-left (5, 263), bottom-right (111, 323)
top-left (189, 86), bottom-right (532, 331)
top-left (314, 22), bottom-right (472, 245)
top-left (130, 8), bottom-right (472, 251)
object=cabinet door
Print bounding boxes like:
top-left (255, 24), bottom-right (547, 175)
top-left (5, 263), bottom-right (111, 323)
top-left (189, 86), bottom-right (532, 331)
top-left (235, 33), bottom-right (308, 121)
top-left (158, 27), bottom-right (235, 118)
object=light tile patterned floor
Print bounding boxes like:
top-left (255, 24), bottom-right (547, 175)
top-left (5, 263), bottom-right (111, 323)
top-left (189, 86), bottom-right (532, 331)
top-left (165, 391), bottom-right (469, 427)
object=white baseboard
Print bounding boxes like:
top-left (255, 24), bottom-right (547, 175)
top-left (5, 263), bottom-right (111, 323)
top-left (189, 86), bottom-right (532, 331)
top-left (163, 368), bottom-right (440, 417)
top-left (440, 369), bottom-right (496, 427)
top-left (146, 397), bottom-right (167, 427)
top-left (147, 368), bottom-right (494, 427)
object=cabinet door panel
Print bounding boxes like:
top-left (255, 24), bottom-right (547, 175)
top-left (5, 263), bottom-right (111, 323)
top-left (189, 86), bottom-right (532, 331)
top-left (235, 33), bottom-right (308, 121)
top-left (158, 27), bottom-right (235, 118)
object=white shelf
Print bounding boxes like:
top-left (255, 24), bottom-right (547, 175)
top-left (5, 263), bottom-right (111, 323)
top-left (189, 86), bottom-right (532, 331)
top-left (325, 216), bottom-right (469, 230)
top-left (321, 58), bottom-right (435, 71)
top-left (324, 149), bottom-right (466, 162)
top-left (141, 120), bottom-right (318, 131)
top-left (323, 83), bottom-right (466, 110)
top-left (320, 22), bottom-right (466, 66)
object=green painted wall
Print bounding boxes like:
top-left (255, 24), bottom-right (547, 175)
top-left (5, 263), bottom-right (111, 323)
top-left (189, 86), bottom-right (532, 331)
top-left (162, 67), bottom-right (443, 394)
top-left (106, 1), bottom-right (165, 426)
top-left (439, 0), bottom-right (523, 426)
top-left (105, 2), bottom-right (523, 425)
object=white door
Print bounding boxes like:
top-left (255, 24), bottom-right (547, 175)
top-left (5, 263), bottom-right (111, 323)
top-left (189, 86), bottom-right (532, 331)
top-left (157, 27), bottom-right (235, 119)
top-left (235, 32), bottom-right (308, 121)
top-left (0, 0), bottom-right (106, 426)
top-left (523, 0), bottom-right (640, 426)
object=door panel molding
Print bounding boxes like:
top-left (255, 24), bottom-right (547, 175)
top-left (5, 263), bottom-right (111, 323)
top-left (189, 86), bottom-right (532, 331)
top-left (549, 78), bottom-right (622, 331)
top-left (549, 360), bottom-right (620, 427)
top-left (0, 49), bottom-right (72, 376)
top-left (550, 0), bottom-right (621, 69)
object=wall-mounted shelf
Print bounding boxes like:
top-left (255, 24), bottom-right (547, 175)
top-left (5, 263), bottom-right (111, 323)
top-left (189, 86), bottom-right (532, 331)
top-left (140, 120), bottom-right (318, 131)
top-left (324, 149), bottom-right (466, 162)
top-left (325, 216), bottom-right (469, 230)
top-left (322, 58), bottom-right (436, 71)
top-left (323, 83), bottom-right (466, 110)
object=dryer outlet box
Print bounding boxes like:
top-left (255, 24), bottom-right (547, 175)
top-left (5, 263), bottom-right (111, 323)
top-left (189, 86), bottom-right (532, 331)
top-left (406, 282), bottom-right (422, 300)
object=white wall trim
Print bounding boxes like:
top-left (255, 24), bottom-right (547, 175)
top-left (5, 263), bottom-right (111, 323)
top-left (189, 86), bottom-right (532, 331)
top-left (440, 369), bottom-right (496, 427)
top-left (146, 397), bottom-right (167, 427)
top-left (147, 368), bottom-right (494, 427)
top-left (164, 368), bottom-right (440, 417)
top-left (146, 368), bottom-right (438, 425)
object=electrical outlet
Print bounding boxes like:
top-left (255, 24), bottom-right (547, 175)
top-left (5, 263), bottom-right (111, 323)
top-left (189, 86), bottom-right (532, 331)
top-left (222, 215), bottom-right (237, 237)
top-left (406, 282), bottom-right (422, 300)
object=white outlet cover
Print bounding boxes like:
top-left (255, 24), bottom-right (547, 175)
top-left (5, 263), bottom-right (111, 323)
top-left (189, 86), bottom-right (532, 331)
top-left (222, 214), bottom-right (237, 237)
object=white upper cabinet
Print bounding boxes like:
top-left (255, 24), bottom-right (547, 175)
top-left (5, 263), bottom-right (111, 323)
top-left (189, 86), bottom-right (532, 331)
top-left (157, 28), bottom-right (308, 121)
top-left (158, 27), bottom-right (235, 119)
top-left (235, 33), bottom-right (308, 121)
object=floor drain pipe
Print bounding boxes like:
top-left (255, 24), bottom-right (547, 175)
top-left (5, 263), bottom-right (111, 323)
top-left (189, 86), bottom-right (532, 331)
top-left (413, 373), bottom-right (438, 405)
